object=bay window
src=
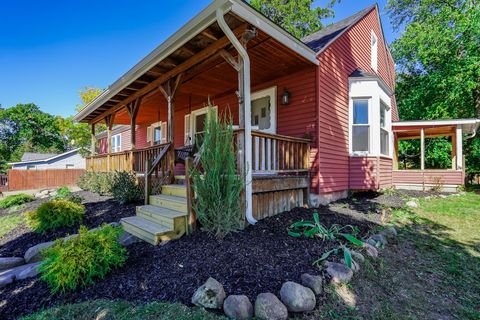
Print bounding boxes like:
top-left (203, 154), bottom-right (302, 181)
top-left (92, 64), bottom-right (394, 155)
top-left (352, 99), bottom-right (370, 153)
top-left (380, 102), bottom-right (389, 155)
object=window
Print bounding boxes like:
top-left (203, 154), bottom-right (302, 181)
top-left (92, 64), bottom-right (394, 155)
top-left (352, 99), bottom-right (370, 152)
top-left (185, 106), bottom-right (218, 145)
top-left (371, 31), bottom-right (378, 72)
top-left (380, 101), bottom-right (389, 155)
top-left (251, 87), bottom-right (276, 134)
top-left (147, 121), bottom-right (166, 145)
top-left (65, 164), bottom-right (74, 169)
top-left (111, 134), bottom-right (121, 152)
top-left (26, 165), bottom-right (36, 170)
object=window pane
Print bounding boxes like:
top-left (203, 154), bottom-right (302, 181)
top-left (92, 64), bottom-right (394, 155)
top-left (353, 100), bottom-right (369, 124)
top-left (251, 96), bottom-right (271, 130)
top-left (381, 129), bottom-right (389, 155)
top-left (195, 113), bottom-right (207, 133)
top-left (154, 127), bottom-right (161, 143)
top-left (352, 126), bottom-right (369, 152)
top-left (380, 103), bottom-right (387, 128)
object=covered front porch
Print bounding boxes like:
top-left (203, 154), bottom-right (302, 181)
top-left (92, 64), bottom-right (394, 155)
top-left (75, 1), bottom-right (318, 225)
top-left (392, 119), bottom-right (479, 191)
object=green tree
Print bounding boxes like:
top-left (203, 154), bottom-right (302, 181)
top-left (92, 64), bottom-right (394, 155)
top-left (250, 0), bottom-right (336, 38)
top-left (76, 86), bottom-right (102, 112)
top-left (388, 0), bottom-right (480, 175)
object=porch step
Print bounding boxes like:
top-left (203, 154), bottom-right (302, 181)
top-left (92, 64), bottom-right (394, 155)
top-left (121, 216), bottom-right (172, 245)
top-left (149, 194), bottom-right (188, 213)
top-left (136, 205), bottom-right (187, 229)
top-left (161, 184), bottom-right (187, 197)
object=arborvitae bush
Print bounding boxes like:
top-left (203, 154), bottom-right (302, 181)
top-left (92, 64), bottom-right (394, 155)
top-left (191, 107), bottom-right (244, 238)
top-left (77, 172), bottom-right (114, 196)
top-left (0, 193), bottom-right (34, 209)
top-left (111, 171), bottom-right (143, 204)
top-left (27, 199), bottom-right (85, 233)
top-left (40, 224), bottom-right (127, 294)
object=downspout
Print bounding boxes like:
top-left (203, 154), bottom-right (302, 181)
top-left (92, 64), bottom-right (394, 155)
top-left (216, 7), bottom-right (256, 225)
top-left (466, 121), bottom-right (480, 139)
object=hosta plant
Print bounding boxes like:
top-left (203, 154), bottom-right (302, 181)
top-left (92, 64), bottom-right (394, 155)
top-left (287, 211), bottom-right (366, 268)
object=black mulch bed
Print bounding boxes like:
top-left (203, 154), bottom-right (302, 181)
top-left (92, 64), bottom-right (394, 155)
top-left (0, 204), bottom-right (379, 320)
top-left (0, 191), bottom-right (139, 258)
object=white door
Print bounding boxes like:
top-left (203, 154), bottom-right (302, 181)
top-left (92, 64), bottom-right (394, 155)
top-left (251, 87), bottom-right (277, 173)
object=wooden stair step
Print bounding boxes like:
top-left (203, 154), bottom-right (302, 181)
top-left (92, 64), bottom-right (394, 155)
top-left (161, 184), bottom-right (187, 197)
top-left (137, 205), bottom-right (186, 227)
top-left (149, 195), bottom-right (188, 213)
top-left (121, 216), bottom-right (172, 245)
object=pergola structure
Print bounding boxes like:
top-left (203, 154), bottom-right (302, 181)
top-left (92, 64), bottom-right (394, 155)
top-left (392, 119), bottom-right (479, 190)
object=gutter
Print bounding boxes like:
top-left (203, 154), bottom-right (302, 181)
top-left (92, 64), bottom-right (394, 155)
top-left (216, 7), bottom-right (256, 225)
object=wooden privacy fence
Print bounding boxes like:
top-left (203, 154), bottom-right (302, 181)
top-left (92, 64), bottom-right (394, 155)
top-left (7, 169), bottom-right (85, 191)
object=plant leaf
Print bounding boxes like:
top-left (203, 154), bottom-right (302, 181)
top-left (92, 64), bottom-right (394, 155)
top-left (341, 233), bottom-right (364, 246)
top-left (343, 246), bottom-right (352, 269)
top-left (287, 229), bottom-right (302, 237)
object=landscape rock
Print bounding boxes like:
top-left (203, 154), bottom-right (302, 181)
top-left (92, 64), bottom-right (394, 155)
top-left (279, 281), bottom-right (316, 312)
top-left (351, 251), bottom-right (365, 263)
top-left (24, 241), bottom-right (55, 263)
top-left (381, 226), bottom-right (397, 239)
top-left (366, 238), bottom-right (377, 247)
top-left (0, 274), bottom-right (14, 288)
top-left (118, 231), bottom-right (142, 246)
top-left (223, 295), bottom-right (253, 320)
top-left (406, 200), bottom-right (418, 208)
top-left (300, 273), bottom-right (323, 295)
top-left (341, 259), bottom-right (360, 273)
top-left (191, 277), bottom-right (226, 309)
top-left (254, 293), bottom-right (288, 320)
top-left (16, 262), bottom-right (41, 280)
top-left (0, 257), bottom-right (25, 270)
top-left (363, 242), bottom-right (379, 258)
top-left (371, 233), bottom-right (388, 246)
top-left (325, 261), bottom-right (353, 283)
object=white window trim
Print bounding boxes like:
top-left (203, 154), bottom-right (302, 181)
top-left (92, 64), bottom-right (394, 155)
top-left (350, 97), bottom-right (372, 156)
top-left (371, 30), bottom-right (378, 72)
top-left (187, 105), bottom-right (218, 144)
top-left (380, 100), bottom-right (391, 156)
top-left (147, 121), bottom-right (167, 145)
top-left (111, 134), bottom-right (121, 153)
top-left (251, 86), bottom-right (277, 134)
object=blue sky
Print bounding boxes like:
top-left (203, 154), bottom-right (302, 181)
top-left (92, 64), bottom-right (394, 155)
top-left (0, 0), bottom-right (395, 118)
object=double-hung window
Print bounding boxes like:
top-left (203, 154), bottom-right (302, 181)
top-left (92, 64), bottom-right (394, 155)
top-left (111, 134), bottom-right (121, 152)
top-left (380, 102), bottom-right (389, 155)
top-left (352, 99), bottom-right (370, 153)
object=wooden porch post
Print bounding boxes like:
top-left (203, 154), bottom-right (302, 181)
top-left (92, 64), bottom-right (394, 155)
top-left (420, 128), bottom-right (425, 170)
top-left (393, 133), bottom-right (399, 170)
top-left (90, 123), bottom-right (96, 155)
top-left (105, 114), bottom-right (115, 171)
top-left (126, 97), bottom-right (142, 172)
top-left (451, 132), bottom-right (457, 170)
top-left (456, 125), bottom-right (463, 170)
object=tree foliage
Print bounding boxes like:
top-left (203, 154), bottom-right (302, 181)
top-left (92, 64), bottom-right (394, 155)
top-left (250, 0), bottom-right (336, 38)
top-left (388, 0), bottom-right (480, 174)
top-left (76, 86), bottom-right (103, 112)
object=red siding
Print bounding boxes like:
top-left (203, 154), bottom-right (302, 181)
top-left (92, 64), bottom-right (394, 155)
top-left (317, 7), bottom-right (396, 194)
top-left (349, 156), bottom-right (393, 190)
top-left (393, 170), bottom-right (464, 186)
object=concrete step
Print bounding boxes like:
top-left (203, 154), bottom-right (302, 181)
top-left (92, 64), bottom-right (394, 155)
top-left (136, 205), bottom-right (186, 228)
top-left (161, 184), bottom-right (187, 197)
top-left (149, 195), bottom-right (188, 213)
top-left (121, 216), bottom-right (172, 245)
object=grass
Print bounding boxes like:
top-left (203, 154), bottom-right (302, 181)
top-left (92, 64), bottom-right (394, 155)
top-left (0, 213), bottom-right (24, 237)
top-left (21, 300), bottom-right (227, 320)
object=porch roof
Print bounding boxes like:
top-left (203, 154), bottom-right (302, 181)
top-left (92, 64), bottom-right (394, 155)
top-left (73, 0), bottom-right (319, 124)
top-left (392, 119), bottom-right (480, 140)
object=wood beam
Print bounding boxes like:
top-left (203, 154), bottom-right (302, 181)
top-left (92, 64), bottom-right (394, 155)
top-left (126, 97), bottom-right (142, 150)
top-left (219, 49), bottom-right (241, 71)
top-left (90, 23), bottom-right (248, 124)
top-left (420, 128), bottom-right (425, 170)
top-left (159, 74), bottom-right (183, 143)
top-left (201, 29), bottom-right (218, 41)
top-left (91, 124), bottom-right (96, 155)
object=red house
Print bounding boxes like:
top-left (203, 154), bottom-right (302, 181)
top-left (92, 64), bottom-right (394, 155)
top-left (75, 1), bottom-right (479, 244)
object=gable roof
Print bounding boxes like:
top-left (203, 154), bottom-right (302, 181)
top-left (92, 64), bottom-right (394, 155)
top-left (21, 152), bottom-right (59, 162)
top-left (10, 149), bottom-right (82, 166)
top-left (302, 4), bottom-right (376, 54)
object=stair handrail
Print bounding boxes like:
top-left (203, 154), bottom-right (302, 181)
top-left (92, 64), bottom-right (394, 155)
top-left (144, 142), bottom-right (173, 205)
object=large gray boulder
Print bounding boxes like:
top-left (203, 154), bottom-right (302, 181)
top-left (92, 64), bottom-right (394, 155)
top-left (16, 262), bottom-right (41, 280)
top-left (370, 233), bottom-right (388, 246)
top-left (406, 200), bottom-right (418, 208)
top-left (381, 226), bottom-right (397, 239)
top-left (300, 273), bottom-right (323, 295)
top-left (223, 295), bottom-right (253, 320)
top-left (191, 277), bottom-right (226, 309)
top-left (0, 257), bottom-right (25, 270)
top-left (0, 274), bottom-right (14, 288)
top-left (24, 241), bottom-right (55, 263)
top-left (351, 251), bottom-right (365, 263)
top-left (325, 262), bottom-right (353, 283)
top-left (254, 293), bottom-right (288, 320)
top-left (279, 281), bottom-right (316, 312)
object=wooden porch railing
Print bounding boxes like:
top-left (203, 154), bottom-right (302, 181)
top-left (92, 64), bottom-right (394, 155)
top-left (144, 142), bottom-right (173, 205)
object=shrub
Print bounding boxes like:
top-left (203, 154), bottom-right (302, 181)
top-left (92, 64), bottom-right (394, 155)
top-left (27, 199), bottom-right (85, 233)
top-left (55, 186), bottom-right (71, 199)
top-left (191, 107), bottom-right (244, 238)
top-left (77, 172), bottom-right (95, 191)
top-left (39, 224), bottom-right (127, 294)
top-left (77, 172), bottom-right (115, 196)
top-left (0, 193), bottom-right (34, 209)
top-left (111, 171), bottom-right (143, 204)
top-left (66, 194), bottom-right (83, 204)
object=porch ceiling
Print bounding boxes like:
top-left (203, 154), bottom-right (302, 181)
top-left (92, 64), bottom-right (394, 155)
top-left (394, 126), bottom-right (457, 140)
top-left (76, 10), bottom-right (315, 125)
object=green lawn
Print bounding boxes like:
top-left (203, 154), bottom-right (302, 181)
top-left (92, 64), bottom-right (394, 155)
top-left (0, 213), bottom-right (24, 237)
top-left (21, 192), bottom-right (480, 320)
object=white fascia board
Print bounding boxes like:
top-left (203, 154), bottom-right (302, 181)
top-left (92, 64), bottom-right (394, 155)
top-left (8, 148), bottom-right (81, 165)
top-left (230, 0), bottom-right (319, 65)
top-left (73, 0), bottom-right (231, 123)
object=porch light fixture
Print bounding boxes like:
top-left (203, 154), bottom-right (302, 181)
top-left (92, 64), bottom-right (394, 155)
top-left (281, 88), bottom-right (290, 105)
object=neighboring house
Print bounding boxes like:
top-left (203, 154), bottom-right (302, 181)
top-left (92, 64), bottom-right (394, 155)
top-left (73, 0), bottom-right (479, 242)
top-left (9, 149), bottom-right (86, 170)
